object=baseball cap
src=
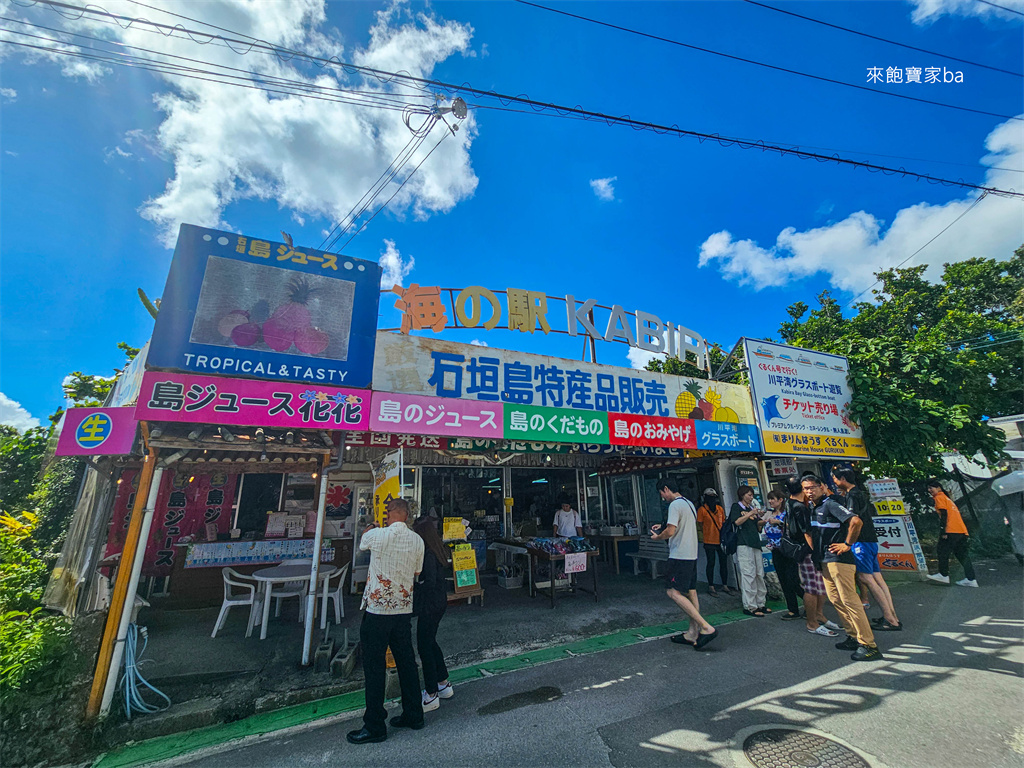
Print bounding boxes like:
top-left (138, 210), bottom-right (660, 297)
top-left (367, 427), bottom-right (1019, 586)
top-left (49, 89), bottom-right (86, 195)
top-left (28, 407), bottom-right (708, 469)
top-left (703, 487), bottom-right (718, 496)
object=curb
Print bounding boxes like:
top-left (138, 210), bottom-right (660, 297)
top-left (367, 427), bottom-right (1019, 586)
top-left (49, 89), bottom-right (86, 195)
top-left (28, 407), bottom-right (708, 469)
top-left (93, 602), bottom-right (776, 768)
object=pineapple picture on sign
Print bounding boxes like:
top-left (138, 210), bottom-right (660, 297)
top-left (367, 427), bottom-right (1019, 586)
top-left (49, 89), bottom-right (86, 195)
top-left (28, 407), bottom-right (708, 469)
top-left (674, 379), bottom-right (741, 423)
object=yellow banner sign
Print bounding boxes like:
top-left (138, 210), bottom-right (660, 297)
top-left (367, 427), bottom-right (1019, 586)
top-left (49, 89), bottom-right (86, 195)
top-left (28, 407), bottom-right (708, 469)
top-left (760, 430), bottom-right (869, 459)
top-left (873, 499), bottom-right (907, 515)
top-left (443, 517), bottom-right (467, 541)
top-left (372, 449), bottom-right (402, 526)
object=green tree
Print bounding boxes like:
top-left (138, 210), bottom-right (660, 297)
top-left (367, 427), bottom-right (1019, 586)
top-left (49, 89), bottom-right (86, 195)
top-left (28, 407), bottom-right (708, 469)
top-left (0, 427), bottom-right (48, 513)
top-left (780, 250), bottom-right (1023, 479)
top-left (644, 343), bottom-right (739, 382)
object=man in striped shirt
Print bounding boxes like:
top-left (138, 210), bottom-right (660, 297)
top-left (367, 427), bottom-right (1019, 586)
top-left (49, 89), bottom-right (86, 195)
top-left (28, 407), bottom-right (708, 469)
top-left (347, 498), bottom-right (425, 744)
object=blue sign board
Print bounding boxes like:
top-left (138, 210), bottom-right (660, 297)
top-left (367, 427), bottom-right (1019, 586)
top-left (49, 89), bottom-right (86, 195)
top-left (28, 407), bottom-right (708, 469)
top-left (148, 225), bottom-right (381, 388)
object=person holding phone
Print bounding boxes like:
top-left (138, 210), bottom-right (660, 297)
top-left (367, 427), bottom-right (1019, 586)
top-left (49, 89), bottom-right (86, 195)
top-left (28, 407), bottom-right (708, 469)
top-left (729, 485), bottom-right (768, 616)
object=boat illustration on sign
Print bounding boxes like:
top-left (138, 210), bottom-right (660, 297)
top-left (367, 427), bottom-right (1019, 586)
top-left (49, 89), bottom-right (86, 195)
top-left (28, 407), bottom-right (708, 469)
top-left (832, 363), bottom-right (846, 372)
top-left (753, 346), bottom-right (774, 359)
top-left (796, 355), bottom-right (812, 366)
top-left (777, 352), bottom-right (794, 362)
top-left (814, 361), bottom-right (829, 371)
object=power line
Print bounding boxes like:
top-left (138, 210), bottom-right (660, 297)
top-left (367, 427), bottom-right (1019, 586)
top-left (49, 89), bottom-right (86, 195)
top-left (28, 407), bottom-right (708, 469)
top-left (975, 0), bottom-right (1024, 17)
top-left (511, 0), bottom-right (1022, 122)
top-left (13, 0), bottom-right (1024, 199)
top-left (846, 193), bottom-right (992, 307)
top-left (741, 0), bottom-right (1022, 78)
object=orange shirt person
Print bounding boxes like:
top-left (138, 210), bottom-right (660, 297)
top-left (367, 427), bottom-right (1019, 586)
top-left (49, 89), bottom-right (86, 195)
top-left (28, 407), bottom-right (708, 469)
top-left (925, 479), bottom-right (977, 587)
top-left (696, 488), bottom-right (733, 596)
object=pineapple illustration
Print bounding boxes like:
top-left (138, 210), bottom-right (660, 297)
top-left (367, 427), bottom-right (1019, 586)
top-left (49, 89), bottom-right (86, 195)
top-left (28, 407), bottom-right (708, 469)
top-left (675, 380), bottom-right (707, 419)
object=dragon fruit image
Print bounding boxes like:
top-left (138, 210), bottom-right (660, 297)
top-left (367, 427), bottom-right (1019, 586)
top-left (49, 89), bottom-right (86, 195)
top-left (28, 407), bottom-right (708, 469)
top-left (217, 310), bottom-right (250, 338)
top-left (295, 325), bottom-right (330, 355)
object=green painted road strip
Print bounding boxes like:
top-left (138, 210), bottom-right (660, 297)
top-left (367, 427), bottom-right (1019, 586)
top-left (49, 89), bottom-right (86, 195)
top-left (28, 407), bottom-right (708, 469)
top-left (93, 602), bottom-right (778, 768)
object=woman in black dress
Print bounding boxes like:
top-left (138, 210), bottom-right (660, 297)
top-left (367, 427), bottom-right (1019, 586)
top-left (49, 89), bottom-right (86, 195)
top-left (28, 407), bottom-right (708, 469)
top-left (412, 516), bottom-right (454, 712)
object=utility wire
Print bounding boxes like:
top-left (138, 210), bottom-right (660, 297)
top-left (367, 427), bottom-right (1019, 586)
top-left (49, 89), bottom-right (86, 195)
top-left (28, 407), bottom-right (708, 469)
top-left (13, 0), bottom-right (1024, 198)
top-left (846, 193), bottom-right (991, 307)
top-left (511, 0), bottom-right (1022, 122)
top-left (975, 0), bottom-right (1024, 17)
top-left (741, 0), bottom-right (1022, 78)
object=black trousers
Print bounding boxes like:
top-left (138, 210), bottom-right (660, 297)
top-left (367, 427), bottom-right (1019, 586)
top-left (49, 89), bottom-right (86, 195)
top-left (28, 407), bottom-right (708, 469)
top-left (772, 550), bottom-right (804, 615)
top-left (416, 608), bottom-right (449, 695)
top-left (360, 611), bottom-right (423, 734)
top-left (937, 533), bottom-right (976, 580)
top-left (704, 543), bottom-right (729, 587)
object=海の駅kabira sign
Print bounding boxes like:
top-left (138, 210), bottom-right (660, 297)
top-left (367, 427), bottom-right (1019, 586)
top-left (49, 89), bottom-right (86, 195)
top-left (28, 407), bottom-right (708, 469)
top-left (148, 224), bottom-right (382, 388)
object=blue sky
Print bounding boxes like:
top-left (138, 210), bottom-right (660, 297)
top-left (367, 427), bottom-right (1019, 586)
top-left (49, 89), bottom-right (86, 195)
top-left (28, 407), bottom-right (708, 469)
top-left (1, 0), bottom-right (1022, 430)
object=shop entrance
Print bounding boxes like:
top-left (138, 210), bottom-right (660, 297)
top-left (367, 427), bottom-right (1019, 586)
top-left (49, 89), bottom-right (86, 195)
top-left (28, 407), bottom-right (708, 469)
top-left (510, 467), bottom-right (579, 534)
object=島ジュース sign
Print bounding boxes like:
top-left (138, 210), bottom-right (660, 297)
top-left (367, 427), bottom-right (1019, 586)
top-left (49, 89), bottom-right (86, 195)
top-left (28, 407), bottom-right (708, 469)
top-left (148, 224), bottom-right (381, 388)
top-left (134, 371), bottom-right (370, 431)
top-left (743, 339), bottom-right (868, 460)
top-left (388, 285), bottom-right (707, 368)
top-left (373, 333), bottom-right (756, 425)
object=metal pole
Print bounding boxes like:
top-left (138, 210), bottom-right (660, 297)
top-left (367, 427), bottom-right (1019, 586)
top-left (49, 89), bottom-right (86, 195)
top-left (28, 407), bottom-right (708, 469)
top-left (86, 441), bottom-right (156, 719)
top-left (98, 458), bottom-right (167, 715)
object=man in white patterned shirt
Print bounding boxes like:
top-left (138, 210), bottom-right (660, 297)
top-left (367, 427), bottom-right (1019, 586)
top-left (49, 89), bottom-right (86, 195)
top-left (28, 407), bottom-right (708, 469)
top-left (347, 498), bottom-right (425, 744)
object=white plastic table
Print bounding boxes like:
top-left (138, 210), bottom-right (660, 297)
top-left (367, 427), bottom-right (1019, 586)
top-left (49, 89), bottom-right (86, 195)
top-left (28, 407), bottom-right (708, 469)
top-left (251, 564), bottom-right (338, 640)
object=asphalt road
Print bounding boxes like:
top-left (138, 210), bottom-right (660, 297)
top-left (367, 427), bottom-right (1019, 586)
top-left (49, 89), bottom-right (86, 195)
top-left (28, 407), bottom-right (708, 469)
top-left (173, 558), bottom-right (1023, 768)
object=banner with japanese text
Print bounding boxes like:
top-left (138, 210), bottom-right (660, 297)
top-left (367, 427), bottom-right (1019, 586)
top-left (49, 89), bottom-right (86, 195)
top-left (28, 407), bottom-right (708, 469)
top-left (369, 391), bottom-right (502, 438)
top-left (873, 516), bottom-right (927, 572)
top-left (135, 371), bottom-right (370, 431)
top-left (743, 339), bottom-right (868, 459)
top-left (55, 407), bottom-right (138, 456)
top-left (504, 404), bottom-right (609, 444)
top-left (104, 468), bottom-right (238, 577)
top-left (372, 448), bottom-right (402, 526)
top-left (373, 333), bottom-right (756, 424)
top-left (148, 224), bottom-right (381, 388)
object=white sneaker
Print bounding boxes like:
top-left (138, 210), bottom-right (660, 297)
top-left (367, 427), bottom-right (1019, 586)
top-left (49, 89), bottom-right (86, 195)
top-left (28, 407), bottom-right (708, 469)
top-left (926, 573), bottom-right (950, 585)
top-left (436, 681), bottom-right (454, 699)
top-left (421, 691), bottom-right (439, 711)
top-left (956, 578), bottom-right (979, 588)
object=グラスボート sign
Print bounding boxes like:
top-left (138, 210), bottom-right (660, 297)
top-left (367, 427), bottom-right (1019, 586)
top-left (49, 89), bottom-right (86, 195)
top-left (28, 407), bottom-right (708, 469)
top-left (743, 339), bottom-right (867, 459)
top-left (148, 224), bottom-right (381, 388)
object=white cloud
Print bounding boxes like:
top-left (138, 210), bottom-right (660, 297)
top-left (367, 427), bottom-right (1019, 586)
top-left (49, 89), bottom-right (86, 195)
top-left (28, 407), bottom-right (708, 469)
top-left (0, 87), bottom-right (16, 101)
top-left (5, 150), bottom-right (18, 157)
top-left (626, 347), bottom-right (662, 370)
top-left (908, 0), bottom-right (1024, 23)
top-left (0, 392), bottom-right (41, 431)
top-left (3, 1), bottom-right (479, 246)
top-left (379, 238), bottom-right (414, 289)
top-left (589, 176), bottom-right (618, 202)
top-left (104, 146), bottom-right (132, 162)
top-left (698, 117), bottom-right (1024, 296)
top-left (469, 339), bottom-right (488, 346)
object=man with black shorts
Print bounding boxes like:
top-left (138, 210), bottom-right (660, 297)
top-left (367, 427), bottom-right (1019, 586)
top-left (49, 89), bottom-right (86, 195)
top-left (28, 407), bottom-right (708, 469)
top-left (651, 480), bottom-right (718, 649)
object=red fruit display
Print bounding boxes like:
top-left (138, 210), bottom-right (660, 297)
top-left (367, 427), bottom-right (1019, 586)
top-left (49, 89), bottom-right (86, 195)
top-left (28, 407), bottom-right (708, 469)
top-left (231, 322), bottom-right (261, 347)
top-left (261, 317), bottom-right (294, 352)
top-left (295, 325), bottom-right (330, 355)
top-left (218, 310), bottom-right (250, 338)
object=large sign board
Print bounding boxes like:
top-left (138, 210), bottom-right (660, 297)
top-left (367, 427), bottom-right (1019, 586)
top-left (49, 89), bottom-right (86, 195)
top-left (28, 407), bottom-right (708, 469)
top-left (148, 224), bottom-right (381, 388)
top-left (743, 339), bottom-right (867, 459)
top-left (373, 333), bottom-right (756, 424)
top-left (135, 371), bottom-right (370, 431)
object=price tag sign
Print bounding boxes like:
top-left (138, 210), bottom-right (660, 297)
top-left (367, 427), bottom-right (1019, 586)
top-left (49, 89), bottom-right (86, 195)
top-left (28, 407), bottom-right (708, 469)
top-left (564, 552), bottom-right (587, 574)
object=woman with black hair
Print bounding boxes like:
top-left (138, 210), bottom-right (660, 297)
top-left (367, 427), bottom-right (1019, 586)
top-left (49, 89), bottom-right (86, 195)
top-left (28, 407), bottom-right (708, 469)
top-left (412, 516), bottom-right (455, 712)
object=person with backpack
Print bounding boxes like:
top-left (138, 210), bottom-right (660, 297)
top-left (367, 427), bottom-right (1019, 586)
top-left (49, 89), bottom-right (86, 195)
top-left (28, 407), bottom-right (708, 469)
top-left (696, 488), bottom-right (734, 596)
top-left (650, 480), bottom-right (719, 649)
top-left (728, 485), bottom-right (769, 617)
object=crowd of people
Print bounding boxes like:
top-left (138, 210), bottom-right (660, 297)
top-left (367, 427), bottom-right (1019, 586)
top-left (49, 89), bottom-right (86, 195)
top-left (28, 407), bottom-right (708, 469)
top-left (346, 474), bottom-right (976, 743)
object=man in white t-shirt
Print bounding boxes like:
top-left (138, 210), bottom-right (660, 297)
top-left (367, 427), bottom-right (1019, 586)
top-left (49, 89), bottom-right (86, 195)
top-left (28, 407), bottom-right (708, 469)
top-left (650, 480), bottom-right (719, 649)
top-left (552, 501), bottom-right (583, 537)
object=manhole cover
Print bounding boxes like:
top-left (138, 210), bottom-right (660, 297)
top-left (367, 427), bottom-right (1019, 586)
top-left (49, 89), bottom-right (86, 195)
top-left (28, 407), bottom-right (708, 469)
top-left (743, 729), bottom-right (869, 768)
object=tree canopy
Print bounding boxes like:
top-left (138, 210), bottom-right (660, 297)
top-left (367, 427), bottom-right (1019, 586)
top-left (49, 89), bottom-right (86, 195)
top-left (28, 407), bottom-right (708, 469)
top-left (779, 248), bottom-right (1023, 479)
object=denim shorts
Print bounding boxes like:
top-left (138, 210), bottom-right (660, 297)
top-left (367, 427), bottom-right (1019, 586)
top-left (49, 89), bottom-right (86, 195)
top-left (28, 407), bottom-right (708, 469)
top-left (853, 542), bottom-right (880, 574)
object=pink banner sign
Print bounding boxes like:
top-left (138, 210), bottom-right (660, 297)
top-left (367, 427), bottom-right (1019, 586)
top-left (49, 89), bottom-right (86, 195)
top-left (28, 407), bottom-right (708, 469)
top-left (135, 371), bottom-right (370, 430)
top-left (56, 407), bottom-right (138, 456)
top-left (370, 392), bottom-right (503, 438)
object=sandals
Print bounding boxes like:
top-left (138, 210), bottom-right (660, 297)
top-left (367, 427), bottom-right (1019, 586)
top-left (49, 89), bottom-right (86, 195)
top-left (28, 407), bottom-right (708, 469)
top-left (743, 609), bottom-right (765, 617)
top-left (780, 612), bottom-right (801, 621)
top-left (808, 624), bottom-right (838, 637)
top-left (708, 586), bottom-right (718, 597)
top-left (758, 606), bottom-right (773, 614)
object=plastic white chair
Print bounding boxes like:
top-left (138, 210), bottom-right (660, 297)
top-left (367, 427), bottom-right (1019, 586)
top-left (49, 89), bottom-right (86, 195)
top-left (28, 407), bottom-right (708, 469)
top-left (212, 568), bottom-right (258, 639)
top-left (271, 558), bottom-right (313, 622)
top-left (320, 563), bottom-right (350, 629)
